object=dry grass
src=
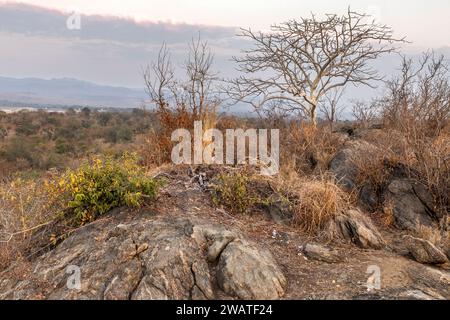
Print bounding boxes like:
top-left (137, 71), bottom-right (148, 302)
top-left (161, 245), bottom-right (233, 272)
top-left (352, 144), bottom-right (393, 194)
top-left (0, 176), bottom-right (58, 270)
top-left (209, 166), bottom-right (354, 239)
top-left (281, 123), bottom-right (346, 175)
top-left (415, 224), bottom-right (443, 247)
top-left (288, 176), bottom-right (351, 236)
top-left (351, 124), bottom-right (450, 217)
top-left (410, 131), bottom-right (450, 216)
top-left (381, 200), bottom-right (396, 228)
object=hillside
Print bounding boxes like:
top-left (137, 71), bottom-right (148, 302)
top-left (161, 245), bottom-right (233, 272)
top-left (0, 76), bottom-right (146, 108)
top-left (1, 126), bottom-right (449, 300)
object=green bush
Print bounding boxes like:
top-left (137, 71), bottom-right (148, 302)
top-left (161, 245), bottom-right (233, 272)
top-left (55, 138), bottom-right (74, 154)
top-left (3, 137), bottom-right (37, 165)
top-left (212, 172), bottom-right (257, 214)
top-left (15, 115), bottom-right (38, 136)
top-left (55, 153), bottom-right (162, 225)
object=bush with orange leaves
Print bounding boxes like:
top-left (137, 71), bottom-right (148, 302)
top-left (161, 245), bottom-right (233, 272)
top-left (141, 38), bottom-right (220, 167)
top-left (140, 109), bottom-right (196, 166)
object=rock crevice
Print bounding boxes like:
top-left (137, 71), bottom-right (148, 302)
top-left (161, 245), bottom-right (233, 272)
top-left (0, 214), bottom-right (286, 300)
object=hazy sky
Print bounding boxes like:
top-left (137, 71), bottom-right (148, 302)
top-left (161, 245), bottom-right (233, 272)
top-left (5, 0), bottom-right (450, 47)
top-left (0, 1), bottom-right (449, 89)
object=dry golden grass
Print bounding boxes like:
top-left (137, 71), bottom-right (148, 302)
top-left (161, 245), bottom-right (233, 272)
top-left (280, 123), bottom-right (346, 175)
top-left (352, 147), bottom-right (392, 192)
top-left (351, 124), bottom-right (450, 217)
top-left (288, 175), bottom-right (351, 236)
top-left (381, 200), bottom-right (396, 228)
top-left (412, 132), bottom-right (450, 216)
top-left (0, 176), bottom-right (58, 270)
top-left (138, 129), bottom-right (170, 167)
top-left (415, 224), bottom-right (443, 247)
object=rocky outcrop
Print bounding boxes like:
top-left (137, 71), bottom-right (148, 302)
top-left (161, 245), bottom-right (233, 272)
top-left (398, 289), bottom-right (446, 300)
top-left (0, 213), bottom-right (286, 300)
top-left (329, 140), bottom-right (439, 232)
top-left (216, 240), bottom-right (286, 299)
top-left (403, 235), bottom-right (449, 265)
top-left (329, 140), bottom-right (379, 191)
top-left (327, 209), bottom-right (385, 249)
top-left (385, 179), bottom-right (437, 231)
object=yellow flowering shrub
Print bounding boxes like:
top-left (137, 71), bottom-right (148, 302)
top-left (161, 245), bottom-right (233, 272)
top-left (52, 153), bottom-right (161, 225)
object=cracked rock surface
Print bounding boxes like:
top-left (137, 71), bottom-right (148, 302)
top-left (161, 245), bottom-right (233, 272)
top-left (0, 212), bottom-right (286, 300)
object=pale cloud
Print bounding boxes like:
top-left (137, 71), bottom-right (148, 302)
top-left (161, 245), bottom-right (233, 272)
top-left (3, 0), bottom-right (450, 47)
top-left (0, 1), bottom-right (449, 91)
top-left (0, 3), bottom-right (244, 86)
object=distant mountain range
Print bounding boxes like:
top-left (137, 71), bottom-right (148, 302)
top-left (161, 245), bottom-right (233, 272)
top-left (0, 76), bottom-right (147, 108)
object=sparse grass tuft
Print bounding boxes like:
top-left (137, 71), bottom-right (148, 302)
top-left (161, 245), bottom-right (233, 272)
top-left (415, 224), bottom-right (443, 247)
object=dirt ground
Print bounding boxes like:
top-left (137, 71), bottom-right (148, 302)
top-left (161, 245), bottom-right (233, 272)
top-left (145, 166), bottom-right (450, 300)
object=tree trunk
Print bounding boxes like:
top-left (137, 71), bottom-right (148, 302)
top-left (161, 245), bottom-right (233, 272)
top-left (310, 105), bottom-right (317, 128)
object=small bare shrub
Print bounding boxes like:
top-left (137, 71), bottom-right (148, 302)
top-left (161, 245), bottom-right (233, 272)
top-left (142, 37), bottom-right (220, 166)
top-left (351, 100), bottom-right (380, 128)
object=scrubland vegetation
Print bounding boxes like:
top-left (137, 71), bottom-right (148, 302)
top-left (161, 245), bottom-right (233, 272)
top-left (1, 10), bottom-right (449, 272)
top-left (0, 108), bottom-right (156, 176)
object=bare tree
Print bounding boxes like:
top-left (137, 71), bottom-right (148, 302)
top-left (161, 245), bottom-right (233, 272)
top-left (319, 88), bottom-right (345, 130)
top-left (143, 36), bottom-right (220, 120)
top-left (143, 43), bottom-right (176, 112)
top-left (229, 8), bottom-right (405, 127)
top-left (184, 36), bottom-right (220, 119)
top-left (351, 100), bottom-right (379, 127)
top-left (380, 51), bottom-right (450, 135)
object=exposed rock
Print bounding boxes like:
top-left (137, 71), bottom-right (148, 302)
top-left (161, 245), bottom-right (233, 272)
top-left (327, 209), bottom-right (385, 249)
top-left (0, 213), bottom-right (286, 300)
top-left (399, 289), bottom-right (446, 300)
top-left (358, 184), bottom-right (379, 213)
top-left (386, 179), bottom-right (437, 231)
top-left (329, 140), bottom-right (379, 191)
top-left (301, 243), bottom-right (342, 263)
top-left (216, 239), bottom-right (286, 300)
top-left (271, 229), bottom-right (291, 245)
top-left (266, 199), bottom-right (293, 226)
top-left (330, 140), bottom-right (438, 232)
top-left (403, 235), bottom-right (449, 265)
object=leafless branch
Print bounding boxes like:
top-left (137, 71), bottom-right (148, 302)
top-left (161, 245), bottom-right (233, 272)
top-left (228, 8), bottom-right (406, 126)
